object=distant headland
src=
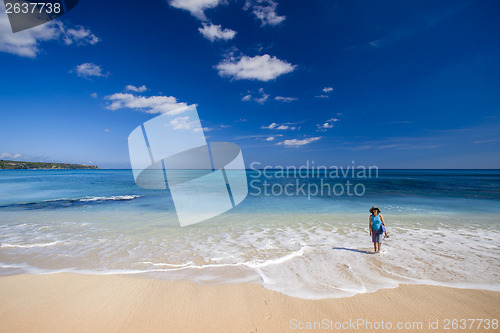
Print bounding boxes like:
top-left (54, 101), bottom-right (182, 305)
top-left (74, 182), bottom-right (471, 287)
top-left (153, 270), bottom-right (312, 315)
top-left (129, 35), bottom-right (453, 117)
top-left (0, 160), bottom-right (99, 170)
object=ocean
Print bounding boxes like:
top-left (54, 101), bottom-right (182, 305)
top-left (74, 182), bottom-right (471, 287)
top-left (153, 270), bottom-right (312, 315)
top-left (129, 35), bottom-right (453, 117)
top-left (0, 169), bottom-right (499, 299)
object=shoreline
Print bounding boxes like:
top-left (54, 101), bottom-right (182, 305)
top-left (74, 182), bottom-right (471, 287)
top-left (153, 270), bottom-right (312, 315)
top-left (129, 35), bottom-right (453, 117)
top-left (0, 212), bottom-right (498, 300)
top-left (0, 273), bottom-right (498, 332)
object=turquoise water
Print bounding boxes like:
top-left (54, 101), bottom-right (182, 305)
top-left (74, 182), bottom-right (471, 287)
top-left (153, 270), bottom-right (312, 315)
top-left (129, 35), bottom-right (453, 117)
top-left (1, 169), bottom-right (499, 213)
top-left (0, 169), bottom-right (499, 298)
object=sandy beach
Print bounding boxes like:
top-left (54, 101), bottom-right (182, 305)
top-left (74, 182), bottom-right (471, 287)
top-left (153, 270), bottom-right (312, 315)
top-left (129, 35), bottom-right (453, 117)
top-left (0, 273), bottom-right (498, 333)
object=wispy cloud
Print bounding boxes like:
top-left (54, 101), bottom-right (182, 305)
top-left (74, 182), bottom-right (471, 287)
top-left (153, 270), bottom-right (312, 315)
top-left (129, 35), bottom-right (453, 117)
top-left (316, 86), bottom-right (334, 98)
top-left (317, 122), bottom-right (334, 130)
top-left (199, 23), bottom-right (236, 42)
top-left (277, 137), bottom-right (321, 147)
top-left (254, 94), bottom-right (269, 104)
top-left (216, 53), bottom-right (296, 81)
top-left (261, 122), bottom-right (279, 129)
top-left (0, 153), bottom-right (53, 162)
top-left (60, 24), bottom-right (100, 46)
top-left (342, 137), bottom-right (442, 151)
top-left (473, 138), bottom-right (500, 144)
top-left (316, 117), bottom-right (340, 131)
top-left (233, 133), bottom-right (283, 140)
top-left (242, 88), bottom-right (270, 104)
top-left (244, 0), bottom-right (285, 26)
top-left (243, 89), bottom-right (296, 103)
top-left (275, 96), bottom-right (297, 102)
top-left (167, 0), bottom-right (227, 21)
top-left (105, 88), bottom-right (187, 114)
top-left (261, 122), bottom-right (299, 130)
top-left (0, 152), bottom-right (22, 159)
top-left (197, 123), bottom-right (230, 132)
top-left (72, 63), bottom-right (107, 78)
top-left (125, 85), bottom-right (147, 93)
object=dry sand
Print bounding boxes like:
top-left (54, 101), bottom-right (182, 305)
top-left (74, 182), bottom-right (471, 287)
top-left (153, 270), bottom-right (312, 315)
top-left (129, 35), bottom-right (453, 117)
top-left (0, 273), bottom-right (498, 333)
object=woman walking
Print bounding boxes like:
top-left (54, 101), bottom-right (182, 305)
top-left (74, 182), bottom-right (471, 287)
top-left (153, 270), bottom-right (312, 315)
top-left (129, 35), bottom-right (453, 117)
top-left (369, 206), bottom-right (388, 253)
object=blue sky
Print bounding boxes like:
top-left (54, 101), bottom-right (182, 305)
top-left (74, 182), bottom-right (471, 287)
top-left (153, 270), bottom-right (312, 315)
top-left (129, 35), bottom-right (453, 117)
top-left (0, 0), bottom-right (499, 168)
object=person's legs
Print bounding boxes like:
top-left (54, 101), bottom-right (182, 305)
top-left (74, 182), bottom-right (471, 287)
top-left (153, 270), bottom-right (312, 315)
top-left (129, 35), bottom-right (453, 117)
top-left (372, 230), bottom-right (382, 252)
top-left (372, 231), bottom-right (378, 253)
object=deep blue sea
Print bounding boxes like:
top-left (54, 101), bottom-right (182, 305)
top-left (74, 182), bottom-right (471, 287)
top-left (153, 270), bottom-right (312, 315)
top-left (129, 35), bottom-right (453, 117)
top-left (0, 169), bottom-right (499, 298)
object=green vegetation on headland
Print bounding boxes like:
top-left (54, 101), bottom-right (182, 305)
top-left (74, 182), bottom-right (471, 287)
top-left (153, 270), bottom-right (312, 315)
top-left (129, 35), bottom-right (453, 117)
top-left (0, 160), bottom-right (99, 170)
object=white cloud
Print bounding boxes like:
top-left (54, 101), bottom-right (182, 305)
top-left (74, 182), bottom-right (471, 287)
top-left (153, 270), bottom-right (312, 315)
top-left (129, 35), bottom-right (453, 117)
top-left (216, 54), bottom-right (296, 81)
top-left (73, 63), bottom-right (106, 78)
top-left (265, 136), bottom-right (275, 141)
top-left (0, 4), bottom-right (100, 58)
top-left (0, 19), bottom-right (59, 57)
top-left (125, 85), bottom-right (147, 93)
top-left (317, 117), bottom-right (340, 131)
top-left (277, 137), bottom-right (321, 147)
top-left (104, 128), bottom-right (110, 132)
top-left (317, 122), bottom-right (334, 129)
top-left (60, 24), bottom-right (100, 45)
top-left (244, 0), bottom-right (285, 26)
top-left (90, 92), bottom-right (98, 98)
top-left (199, 23), bottom-right (236, 42)
top-left (234, 133), bottom-right (282, 140)
top-left (242, 88), bottom-right (270, 104)
top-left (261, 122), bottom-right (297, 130)
top-left (261, 122), bottom-right (278, 129)
top-left (105, 93), bottom-right (187, 114)
top-left (275, 96), bottom-right (297, 102)
top-left (254, 94), bottom-right (269, 104)
top-left (199, 124), bottom-right (229, 132)
top-left (168, 0), bottom-right (226, 20)
top-left (0, 152), bottom-right (22, 159)
top-left (316, 87), bottom-right (334, 98)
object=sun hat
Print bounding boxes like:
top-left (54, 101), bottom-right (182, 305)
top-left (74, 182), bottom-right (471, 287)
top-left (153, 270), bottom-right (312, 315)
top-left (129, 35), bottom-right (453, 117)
top-left (369, 206), bottom-right (381, 213)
